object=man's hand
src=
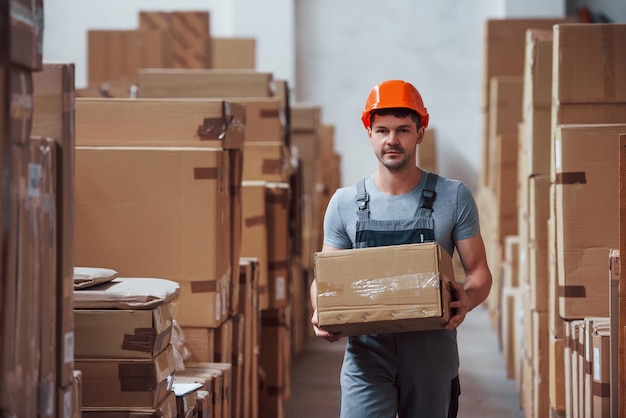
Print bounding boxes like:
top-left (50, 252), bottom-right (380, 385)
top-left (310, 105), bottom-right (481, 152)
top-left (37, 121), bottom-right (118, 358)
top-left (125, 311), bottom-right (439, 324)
top-left (311, 309), bottom-right (343, 342)
top-left (443, 279), bottom-right (470, 330)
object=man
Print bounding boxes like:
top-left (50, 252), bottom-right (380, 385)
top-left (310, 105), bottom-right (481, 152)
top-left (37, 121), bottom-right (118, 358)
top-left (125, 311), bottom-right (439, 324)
top-left (310, 79), bottom-right (492, 417)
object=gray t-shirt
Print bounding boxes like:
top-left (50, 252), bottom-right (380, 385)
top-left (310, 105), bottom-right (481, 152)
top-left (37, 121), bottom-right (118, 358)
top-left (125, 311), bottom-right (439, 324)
top-left (323, 169), bottom-right (480, 256)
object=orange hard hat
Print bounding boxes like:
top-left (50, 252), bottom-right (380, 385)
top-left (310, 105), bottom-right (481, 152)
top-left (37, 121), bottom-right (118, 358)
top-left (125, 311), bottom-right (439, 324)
top-left (361, 80), bottom-right (429, 129)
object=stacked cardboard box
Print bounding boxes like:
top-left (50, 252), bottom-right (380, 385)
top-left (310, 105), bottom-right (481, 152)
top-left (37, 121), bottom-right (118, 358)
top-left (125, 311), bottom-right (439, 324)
top-left (1, 3), bottom-right (83, 414)
top-left (73, 277), bottom-right (181, 414)
top-left (482, 20), bottom-right (626, 418)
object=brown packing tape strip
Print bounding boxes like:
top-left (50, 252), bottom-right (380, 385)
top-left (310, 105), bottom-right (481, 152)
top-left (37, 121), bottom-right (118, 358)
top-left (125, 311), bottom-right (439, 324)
top-left (592, 381), bottom-right (611, 398)
top-left (260, 109), bottom-right (280, 119)
top-left (266, 188), bottom-right (289, 204)
top-left (558, 285), bottom-right (586, 298)
top-left (171, 13), bottom-right (204, 38)
top-left (258, 284), bottom-right (268, 295)
top-left (198, 117), bottom-right (226, 141)
top-left (194, 167), bottom-right (218, 180)
top-left (554, 172), bottom-right (586, 185)
top-left (139, 11), bottom-right (170, 30)
top-left (191, 280), bottom-right (217, 293)
top-left (118, 363), bottom-right (159, 391)
top-left (550, 407), bottom-right (566, 418)
top-left (269, 260), bottom-right (289, 272)
top-left (262, 159), bottom-right (282, 174)
top-left (245, 215), bottom-right (265, 228)
top-left (153, 327), bottom-right (172, 354)
top-left (602, 25), bottom-right (615, 101)
top-left (121, 328), bottom-right (158, 352)
top-left (568, 334), bottom-right (577, 352)
top-left (584, 359), bottom-right (592, 375)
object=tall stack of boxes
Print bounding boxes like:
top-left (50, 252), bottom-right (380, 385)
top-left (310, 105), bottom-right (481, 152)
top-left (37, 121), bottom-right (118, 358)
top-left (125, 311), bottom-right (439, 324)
top-left (78, 10), bottom-right (257, 99)
top-left (63, 9), bottom-right (341, 417)
top-left (73, 277), bottom-right (181, 415)
top-left (480, 18), bottom-right (626, 418)
top-left (1, 1), bottom-right (84, 416)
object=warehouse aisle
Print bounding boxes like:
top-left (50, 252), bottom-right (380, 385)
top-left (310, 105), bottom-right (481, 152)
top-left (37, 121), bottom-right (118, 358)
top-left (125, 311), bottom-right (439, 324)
top-left (285, 304), bottom-right (524, 418)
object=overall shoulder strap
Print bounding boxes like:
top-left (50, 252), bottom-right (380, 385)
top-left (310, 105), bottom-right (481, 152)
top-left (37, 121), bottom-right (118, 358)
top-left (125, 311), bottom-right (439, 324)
top-left (420, 172), bottom-right (439, 211)
top-left (355, 178), bottom-right (369, 215)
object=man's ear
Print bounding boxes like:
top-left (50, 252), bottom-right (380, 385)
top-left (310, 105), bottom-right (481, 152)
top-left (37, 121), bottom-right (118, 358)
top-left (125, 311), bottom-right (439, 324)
top-left (416, 126), bottom-right (426, 145)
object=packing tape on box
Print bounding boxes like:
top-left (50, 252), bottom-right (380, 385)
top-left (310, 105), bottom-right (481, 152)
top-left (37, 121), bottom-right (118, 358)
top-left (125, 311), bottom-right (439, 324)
top-left (198, 117), bottom-right (226, 141)
top-left (262, 159), bottom-right (282, 174)
top-left (193, 167), bottom-right (219, 180)
top-left (318, 272), bottom-right (439, 299)
top-left (260, 109), bottom-right (280, 119)
top-left (121, 326), bottom-right (172, 353)
top-left (593, 381), bottom-right (610, 398)
top-left (191, 280), bottom-right (217, 293)
top-left (121, 328), bottom-right (158, 352)
top-left (555, 171), bottom-right (586, 184)
top-left (244, 215), bottom-right (265, 227)
top-left (268, 260), bottom-right (288, 272)
top-left (558, 285), bottom-right (586, 298)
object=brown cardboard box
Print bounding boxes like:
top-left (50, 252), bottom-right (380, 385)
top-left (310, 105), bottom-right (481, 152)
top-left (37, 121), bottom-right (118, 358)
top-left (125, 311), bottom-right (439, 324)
top-left (315, 242), bottom-right (453, 336)
top-left (77, 345), bottom-right (176, 408)
top-left (553, 23), bottom-right (626, 105)
top-left (8, 0), bottom-right (44, 71)
top-left (182, 327), bottom-right (215, 363)
top-left (522, 29), bottom-right (553, 178)
top-left (259, 309), bottom-right (288, 418)
top-left (553, 124), bottom-right (626, 319)
top-left (592, 323), bottom-right (610, 418)
top-left (137, 68), bottom-right (274, 98)
top-left (74, 303), bottom-right (173, 359)
top-left (239, 258), bottom-right (260, 418)
top-left (172, 379), bottom-right (203, 418)
top-left (87, 30), bottom-right (172, 87)
top-left (417, 128), bottom-right (437, 173)
top-left (480, 17), bottom-right (571, 187)
top-left (32, 63), bottom-right (77, 390)
top-left (193, 363), bottom-right (233, 418)
top-left (532, 310), bottom-right (549, 418)
top-left (214, 317), bottom-right (233, 364)
top-left (242, 142), bottom-right (292, 182)
top-left (482, 18), bottom-right (571, 110)
top-left (2, 136), bottom-right (57, 417)
top-left (74, 147), bottom-right (231, 327)
top-left (210, 37), bottom-right (256, 70)
top-left (139, 11), bottom-right (211, 69)
top-left (75, 97), bottom-right (245, 150)
top-left (231, 314), bottom-right (245, 418)
top-left (235, 98), bottom-right (285, 142)
top-left (549, 332), bottom-right (566, 414)
top-left (528, 175), bottom-right (550, 312)
top-left (178, 365), bottom-right (225, 418)
top-left (265, 182), bottom-right (291, 309)
top-left (81, 390), bottom-right (177, 417)
top-left (488, 76), bottom-right (523, 192)
top-left (241, 182), bottom-right (270, 310)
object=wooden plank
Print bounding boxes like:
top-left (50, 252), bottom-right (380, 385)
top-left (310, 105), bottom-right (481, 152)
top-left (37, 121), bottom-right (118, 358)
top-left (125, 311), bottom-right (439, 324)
top-left (614, 134), bottom-right (626, 417)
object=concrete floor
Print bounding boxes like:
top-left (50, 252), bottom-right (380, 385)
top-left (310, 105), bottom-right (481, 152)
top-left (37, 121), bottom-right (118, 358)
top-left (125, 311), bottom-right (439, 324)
top-left (285, 304), bottom-right (525, 418)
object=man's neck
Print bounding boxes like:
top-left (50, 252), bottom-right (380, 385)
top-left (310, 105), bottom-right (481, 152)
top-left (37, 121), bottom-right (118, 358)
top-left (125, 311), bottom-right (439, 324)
top-left (373, 166), bottom-right (422, 195)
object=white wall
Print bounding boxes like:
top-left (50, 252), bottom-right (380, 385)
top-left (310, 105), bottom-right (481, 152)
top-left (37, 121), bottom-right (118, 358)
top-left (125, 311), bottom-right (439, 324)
top-left (43, 0), bottom-right (295, 89)
top-left (294, 0), bottom-right (566, 190)
top-left (44, 0), bottom-right (573, 191)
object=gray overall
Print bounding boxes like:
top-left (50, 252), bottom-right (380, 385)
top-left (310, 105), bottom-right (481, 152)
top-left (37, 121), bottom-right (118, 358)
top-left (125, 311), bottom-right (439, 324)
top-left (339, 172), bottom-right (461, 418)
